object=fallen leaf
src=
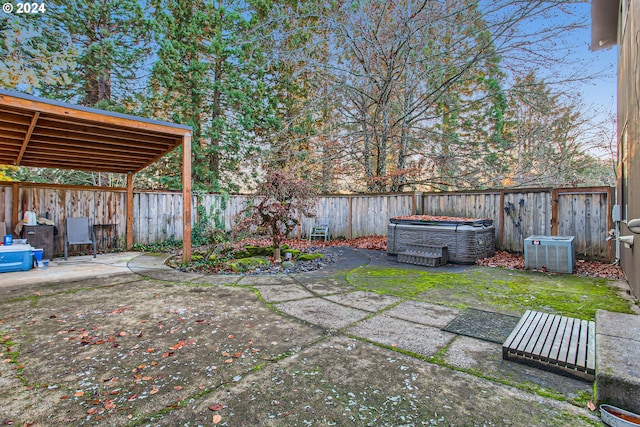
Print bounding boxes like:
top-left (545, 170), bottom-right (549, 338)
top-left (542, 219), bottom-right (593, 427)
top-left (233, 352), bottom-right (242, 358)
top-left (60, 395), bottom-right (69, 400)
top-left (173, 386), bottom-right (183, 391)
top-left (227, 334), bottom-right (234, 339)
top-left (587, 401), bottom-right (596, 411)
top-left (224, 359), bottom-right (233, 364)
top-left (86, 408), bottom-right (97, 415)
top-left (142, 376), bottom-right (152, 381)
top-left (104, 402), bottom-right (116, 410)
top-left (150, 385), bottom-right (159, 395)
top-left (212, 414), bottom-right (222, 424)
top-left (208, 403), bottom-right (223, 411)
top-left (170, 340), bottom-right (188, 350)
top-left (74, 391), bottom-right (84, 397)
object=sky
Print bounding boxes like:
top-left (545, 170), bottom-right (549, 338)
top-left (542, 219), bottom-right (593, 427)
top-left (527, 1), bottom-right (618, 158)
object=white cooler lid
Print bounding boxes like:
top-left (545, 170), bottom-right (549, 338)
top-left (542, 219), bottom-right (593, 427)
top-left (0, 244), bottom-right (35, 252)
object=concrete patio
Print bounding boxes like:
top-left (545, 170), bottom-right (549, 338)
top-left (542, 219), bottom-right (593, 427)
top-left (0, 248), bottom-right (634, 425)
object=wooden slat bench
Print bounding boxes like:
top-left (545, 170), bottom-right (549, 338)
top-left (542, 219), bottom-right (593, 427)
top-left (397, 244), bottom-right (448, 267)
top-left (502, 310), bottom-right (596, 381)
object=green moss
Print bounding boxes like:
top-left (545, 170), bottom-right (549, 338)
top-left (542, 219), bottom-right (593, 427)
top-left (570, 390), bottom-right (594, 407)
top-left (296, 253), bottom-right (324, 261)
top-left (284, 249), bottom-right (301, 258)
top-left (226, 256), bottom-right (270, 273)
top-left (349, 265), bottom-right (634, 320)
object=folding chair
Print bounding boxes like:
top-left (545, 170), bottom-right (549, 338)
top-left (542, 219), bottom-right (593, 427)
top-left (64, 217), bottom-right (96, 260)
top-left (308, 217), bottom-right (330, 244)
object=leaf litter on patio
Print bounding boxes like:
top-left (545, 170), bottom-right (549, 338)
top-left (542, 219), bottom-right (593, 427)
top-left (0, 280), bottom-right (321, 426)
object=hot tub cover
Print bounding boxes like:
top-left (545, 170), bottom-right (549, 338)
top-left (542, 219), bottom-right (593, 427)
top-left (390, 215), bottom-right (493, 227)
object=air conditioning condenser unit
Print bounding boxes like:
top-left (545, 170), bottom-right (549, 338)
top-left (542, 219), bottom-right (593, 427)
top-left (524, 235), bottom-right (575, 274)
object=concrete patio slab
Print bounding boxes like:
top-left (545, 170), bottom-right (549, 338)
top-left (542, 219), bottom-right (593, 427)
top-left (160, 336), bottom-right (599, 426)
top-left (299, 279), bottom-right (356, 295)
top-left (325, 290), bottom-right (401, 312)
top-left (596, 310), bottom-right (640, 414)
top-left (254, 284), bottom-right (315, 303)
top-left (385, 300), bottom-right (460, 327)
top-left (347, 315), bottom-right (456, 357)
top-left (237, 275), bottom-right (298, 285)
top-left (275, 298), bottom-right (369, 329)
top-left (443, 335), bottom-right (592, 400)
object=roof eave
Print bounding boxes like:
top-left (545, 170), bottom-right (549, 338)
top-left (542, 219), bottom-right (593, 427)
top-left (591, 0), bottom-right (620, 51)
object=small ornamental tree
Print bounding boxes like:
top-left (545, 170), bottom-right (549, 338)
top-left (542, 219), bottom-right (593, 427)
top-left (235, 171), bottom-right (317, 263)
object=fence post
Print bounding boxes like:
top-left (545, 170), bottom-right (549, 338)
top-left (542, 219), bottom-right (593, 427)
top-left (411, 192), bottom-right (417, 215)
top-left (348, 196), bottom-right (353, 239)
top-left (498, 189), bottom-right (505, 248)
top-left (606, 186), bottom-right (614, 261)
top-left (551, 188), bottom-right (559, 236)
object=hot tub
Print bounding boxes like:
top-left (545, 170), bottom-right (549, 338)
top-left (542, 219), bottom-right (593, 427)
top-left (387, 215), bottom-right (495, 264)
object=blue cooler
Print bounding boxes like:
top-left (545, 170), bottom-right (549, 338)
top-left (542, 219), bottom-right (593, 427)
top-left (0, 244), bottom-right (35, 272)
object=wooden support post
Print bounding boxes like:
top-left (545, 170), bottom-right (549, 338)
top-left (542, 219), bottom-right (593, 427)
top-left (550, 188), bottom-right (559, 236)
top-left (498, 190), bottom-right (505, 248)
top-left (126, 173), bottom-right (134, 250)
top-left (182, 133), bottom-right (192, 263)
top-left (11, 182), bottom-right (19, 235)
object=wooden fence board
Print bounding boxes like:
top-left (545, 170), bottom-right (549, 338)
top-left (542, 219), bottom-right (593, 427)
top-left (0, 184), bottom-right (613, 261)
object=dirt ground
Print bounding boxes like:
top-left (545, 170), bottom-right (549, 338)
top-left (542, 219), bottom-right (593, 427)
top-left (0, 250), bottom-right (607, 426)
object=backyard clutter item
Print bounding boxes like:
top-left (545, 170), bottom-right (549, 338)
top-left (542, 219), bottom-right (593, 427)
top-left (502, 309), bottom-right (595, 381)
top-left (64, 217), bottom-right (97, 260)
top-left (23, 210), bottom-right (37, 225)
top-left (600, 404), bottom-right (640, 426)
top-left (524, 235), bottom-right (576, 274)
top-left (32, 248), bottom-right (43, 261)
top-left (397, 243), bottom-right (448, 267)
top-left (308, 218), bottom-right (330, 244)
top-left (3, 235), bottom-right (12, 246)
top-left (0, 243), bottom-right (35, 272)
top-left (388, 215), bottom-right (495, 264)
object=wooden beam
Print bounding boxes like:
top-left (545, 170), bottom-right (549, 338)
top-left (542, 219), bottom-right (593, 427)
top-left (0, 92), bottom-right (191, 136)
top-left (16, 112), bottom-right (39, 165)
top-left (126, 173), bottom-right (134, 250)
top-left (182, 133), bottom-right (192, 263)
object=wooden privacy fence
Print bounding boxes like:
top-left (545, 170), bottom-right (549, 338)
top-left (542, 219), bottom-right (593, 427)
top-left (421, 187), bottom-right (614, 261)
top-left (0, 183), bottom-right (613, 261)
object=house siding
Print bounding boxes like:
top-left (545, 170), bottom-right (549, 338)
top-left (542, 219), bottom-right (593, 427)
top-left (617, 0), bottom-right (640, 296)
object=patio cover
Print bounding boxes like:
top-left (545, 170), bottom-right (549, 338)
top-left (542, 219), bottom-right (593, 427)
top-left (0, 88), bottom-right (193, 261)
